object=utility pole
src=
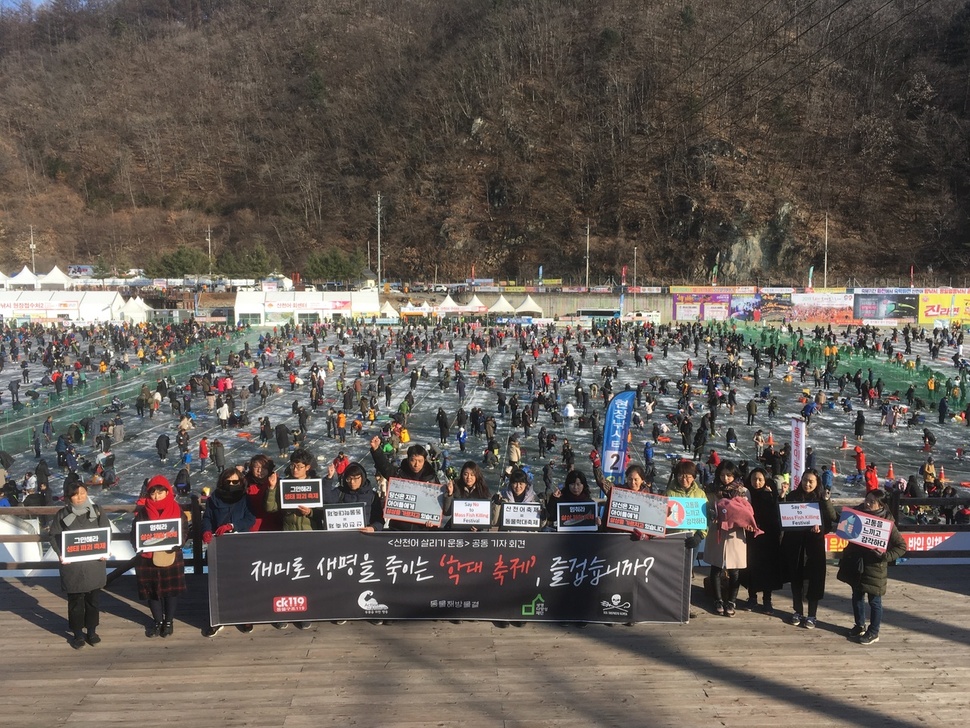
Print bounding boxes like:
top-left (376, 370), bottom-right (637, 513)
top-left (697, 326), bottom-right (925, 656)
top-left (823, 212), bottom-right (828, 289)
top-left (207, 226), bottom-right (213, 277)
top-left (585, 219), bottom-right (590, 291)
top-left (29, 225), bottom-right (37, 274)
top-left (377, 193), bottom-right (382, 290)
top-left (633, 246), bottom-right (638, 311)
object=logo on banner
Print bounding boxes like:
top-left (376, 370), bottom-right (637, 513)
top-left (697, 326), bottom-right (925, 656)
top-left (357, 590), bottom-right (389, 615)
top-left (521, 594), bottom-right (547, 617)
top-left (273, 596), bottom-right (308, 613)
top-left (600, 593), bottom-right (632, 617)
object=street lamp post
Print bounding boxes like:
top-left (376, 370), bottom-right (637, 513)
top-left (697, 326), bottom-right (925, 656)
top-left (28, 225), bottom-right (37, 274)
top-left (633, 246), bottom-right (638, 312)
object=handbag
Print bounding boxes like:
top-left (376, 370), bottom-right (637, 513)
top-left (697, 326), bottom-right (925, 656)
top-left (152, 550), bottom-right (176, 567)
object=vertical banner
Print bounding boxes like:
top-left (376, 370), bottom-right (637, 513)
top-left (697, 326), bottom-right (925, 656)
top-left (602, 390), bottom-right (636, 485)
top-left (538, 265), bottom-right (543, 286)
top-left (791, 417), bottom-right (806, 483)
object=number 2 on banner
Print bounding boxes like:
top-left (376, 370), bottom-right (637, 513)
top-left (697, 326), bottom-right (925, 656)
top-left (611, 453), bottom-right (620, 469)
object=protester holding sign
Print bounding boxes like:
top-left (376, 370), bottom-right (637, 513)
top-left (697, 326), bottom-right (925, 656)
top-left (369, 436), bottom-right (439, 530)
top-left (704, 461), bottom-right (756, 617)
top-left (836, 489), bottom-right (907, 646)
top-left (266, 449), bottom-right (320, 531)
top-left (742, 468), bottom-right (784, 614)
top-left (48, 482), bottom-right (110, 649)
top-left (665, 460), bottom-right (708, 549)
top-left (781, 469), bottom-right (837, 629)
top-left (490, 468), bottom-right (541, 527)
top-left (328, 462), bottom-right (385, 532)
top-left (203, 469), bottom-right (257, 637)
top-left (132, 475), bottom-right (187, 638)
top-left (546, 469), bottom-right (598, 528)
top-left (442, 461), bottom-right (491, 531)
top-left (244, 454), bottom-right (281, 532)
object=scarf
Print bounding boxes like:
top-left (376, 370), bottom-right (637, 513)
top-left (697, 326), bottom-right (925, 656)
top-left (62, 498), bottom-right (98, 528)
top-left (141, 476), bottom-right (182, 520)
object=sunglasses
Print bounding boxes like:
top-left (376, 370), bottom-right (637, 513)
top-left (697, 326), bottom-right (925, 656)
top-left (226, 478), bottom-right (241, 484)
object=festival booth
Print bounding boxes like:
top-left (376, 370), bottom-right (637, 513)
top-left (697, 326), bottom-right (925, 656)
top-left (7, 266), bottom-right (39, 290)
top-left (119, 296), bottom-right (154, 324)
top-left (515, 295), bottom-right (544, 317)
top-left (463, 294), bottom-right (488, 315)
top-left (232, 289), bottom-right (380, 326)
top-left (38, 266), bottom-right (74, 290)
top-left (487, 295), bottom-right (516, 316)
top-left (378, 301), bottom-right (400, 323)
top-left (399, 300), bottom-right (436, 319)
top-left (436, 294), bottom-right (464, 318)
top-left (0, 291), bottom-right (125, 323)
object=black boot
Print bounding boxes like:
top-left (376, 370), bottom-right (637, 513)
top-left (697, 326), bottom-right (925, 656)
top-left (160, 620), bottom-right (174, 638)
top-left (147, 621), bottom-right (162, 638)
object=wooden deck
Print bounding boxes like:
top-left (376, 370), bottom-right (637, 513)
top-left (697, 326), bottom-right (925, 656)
top-left (1, 564), bottom-right (967, 728)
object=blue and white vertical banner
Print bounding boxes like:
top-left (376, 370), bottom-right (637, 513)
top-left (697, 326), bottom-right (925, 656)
top-left (538, 265), bottom-right (543, 286)
top-left (602, 390), bottom-right (636, 484)
top-left (791, 416), bottom-right (806, 483)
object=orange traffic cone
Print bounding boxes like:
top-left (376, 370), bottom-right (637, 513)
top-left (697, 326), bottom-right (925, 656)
top-left (767, 432), bottom-right (775, 446)
top-left (887, 462), bottom-right (895, 480)
top-left (939, 466), bottom-right (946, 482)
top-left (840, 435), bottom-right (848, 449)
top-left (831, 460), bottom-right (838, 476)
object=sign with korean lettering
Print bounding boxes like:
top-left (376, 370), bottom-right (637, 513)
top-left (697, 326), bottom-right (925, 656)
top-left (606, 488), bottom-right (667, 535)
top-left (384, 478), bottom-right (444, 527)
top-left (835, 507), bottom-right (892, 554)
top-left (61, 527), bottom-right (111, 563)
top-left (134, 518), bottom-right (182, 553)
top-left (451, 500), bottom-right (491, 529)
top-left (322, 504), bottom-right (366, 531)
top-left (208, 532), bottom-right (693, 625)
top-left (500, 503), bottom-right (542, 531)
top-left (279, 479), bottom-right (324, 509)
top-left (557, 502), bottom-right (598, 532)
top-left (779, 502), bottom-right (822, 529)
top-left (666, 498), bottom-right (708, 531)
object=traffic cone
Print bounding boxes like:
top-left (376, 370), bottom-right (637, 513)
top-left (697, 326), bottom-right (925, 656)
top-left (831, 460), bottom-right (838, 476)
top-left (840, 435), bottom-right (848, 449)
top-left (767, 432), bottom-right (775, 446)
top-left (939, 466), bottom-right (946, 482)
top-left (887, 462), bottom-right (895, 480)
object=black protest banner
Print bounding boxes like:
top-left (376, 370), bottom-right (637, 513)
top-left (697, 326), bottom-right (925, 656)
top-left (208, 531), bottom-right (691, 625)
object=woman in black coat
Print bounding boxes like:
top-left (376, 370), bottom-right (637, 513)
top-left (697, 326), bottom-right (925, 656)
top-left (742, 468), bottom-right (785, 613)
top-left (854, 411), bottom-right (866, 441)
top-left (781, 469), bottom-right (837, 629)
top-left (49, 482), bottom-right (111, 649)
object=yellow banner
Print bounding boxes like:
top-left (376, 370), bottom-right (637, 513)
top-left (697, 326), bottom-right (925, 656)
top-left (918, 292), bottom-right (970, 324)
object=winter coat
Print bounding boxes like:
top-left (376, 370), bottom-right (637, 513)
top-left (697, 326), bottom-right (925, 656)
top-left (326, 476), bottom-right (385, 531)
top-left (836, 505), bottom-right (907, 596)
top-left (490, 484), bottom-right (541, 527)
top-left (781, 489), bottom-right (837, 600)
top-left (703, 484), bottom-right (752, 569)
top-left (49, 502), bottom-right (110, 594)
top-left (743, 486), bottom-right (786, 593)
top-left (201, 490), bottom-right (257, 535)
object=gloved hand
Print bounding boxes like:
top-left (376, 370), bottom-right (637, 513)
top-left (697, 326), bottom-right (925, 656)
top-left (684, 534), bottom-right (701, 550)
top-left (215, 524), bottom-right (234, 537)
top-left (202, 531), bottom-right (213, 545)
top-left (631, 528), bottom-right (652, 541)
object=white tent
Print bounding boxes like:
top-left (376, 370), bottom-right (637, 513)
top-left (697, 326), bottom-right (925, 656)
top-left (120, 296), bottom-right (153, 323)
top-left (438, 294), bottom-right (464, 315)
top-left (463, 294), bottom-right (488, 314)
top-left (380, 301), bottom-right (400, 319)
top-left (515, 295), bottom-right (543, 316)
top-left (38, 265), bottom-right (73, 290)
top-left (400, 300), bottom-right (435, 317)
top-left (0, 271), bottom-right (9, 290)
top-left (8, 266), bottom-right (39, 289)
top-left (0, 291), bottom-right (124, 321)
top-left (488, 295), bottom-right (516, 314)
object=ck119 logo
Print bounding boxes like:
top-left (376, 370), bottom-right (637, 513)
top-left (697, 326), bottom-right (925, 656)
top-left (273, 596), bottom-right (308, 613)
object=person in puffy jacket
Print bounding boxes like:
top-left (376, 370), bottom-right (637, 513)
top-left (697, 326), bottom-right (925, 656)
top-left (836, 488), bottom-right (906, 645)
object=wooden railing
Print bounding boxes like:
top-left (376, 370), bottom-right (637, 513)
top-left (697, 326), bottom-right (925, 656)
top-left (0, 496), bottom-right (206, 580)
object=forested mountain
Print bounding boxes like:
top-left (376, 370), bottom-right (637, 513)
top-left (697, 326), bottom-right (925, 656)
top-left (1, 0), bottom-right (969, 284)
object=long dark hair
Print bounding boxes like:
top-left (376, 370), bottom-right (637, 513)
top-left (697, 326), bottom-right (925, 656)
top-left (457, 461), bottom-right (490, 499)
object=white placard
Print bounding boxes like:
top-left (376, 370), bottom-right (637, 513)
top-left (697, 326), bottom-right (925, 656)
top-left (779, 502), bottom-right (822, 529)
top-left (501, 503), bottom-right (542, 530)
top-left (452, 500), bottom-right (491, 528)
top-left (323, 504), bottom-right (367, 531)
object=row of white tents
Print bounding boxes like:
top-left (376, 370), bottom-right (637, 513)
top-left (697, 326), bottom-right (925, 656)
top-left (0, 266), bottom-right (77, 290)
top-left (395, 293), bottom-right (544, 318)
